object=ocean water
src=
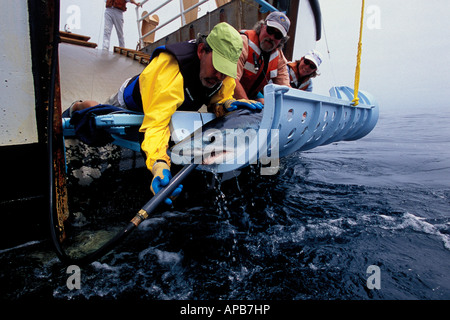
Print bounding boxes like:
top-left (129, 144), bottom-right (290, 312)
top-left (1, 107), bottom-right (449, 304)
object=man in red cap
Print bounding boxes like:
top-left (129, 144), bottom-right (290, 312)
top-left (234, 11), bottom-right (291, 104)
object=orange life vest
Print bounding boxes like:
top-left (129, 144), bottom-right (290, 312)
top-left (287, 61), bottom-right (311, 91)
top-left (240, 30), bottom-right (281, 98)
top-left (106, 0), bottom-right (127, 11)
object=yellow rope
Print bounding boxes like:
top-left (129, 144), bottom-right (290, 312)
top-left (352, 0), bottom-right (365, 106)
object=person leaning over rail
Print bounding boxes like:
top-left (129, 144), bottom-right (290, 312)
top-left (63, 22), bottom-right (263, 205)
top-left (230, 11), bottom-right (291, 108)
top-left (287, 49), bottom-right (322, 92)
top-left (103, 0), bottom-right (142, 51)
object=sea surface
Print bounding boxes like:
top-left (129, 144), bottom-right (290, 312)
top-left (1, 107), bottom-right (449, 306)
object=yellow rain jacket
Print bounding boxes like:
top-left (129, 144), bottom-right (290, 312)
top-left (138, 51), bottom-right (236, 172)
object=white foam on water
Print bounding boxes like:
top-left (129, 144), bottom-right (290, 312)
top-left (379, 212), bottom-right (450, 250)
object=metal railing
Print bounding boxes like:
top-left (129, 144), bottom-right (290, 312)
top-left (135, 0), bottom-right (277, 50)
top-left (136, 0), bottom-right (210, 49)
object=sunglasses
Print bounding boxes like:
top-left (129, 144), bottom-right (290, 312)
top-left (303, 59), bottom-right (317, 69)
top-left (265, 25), bottom-right (283, 40)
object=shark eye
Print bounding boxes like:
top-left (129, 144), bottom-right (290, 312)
top-left (202, 129), bottom-right (222, 145)
top-left (203, 133), bottom-right (216, 143)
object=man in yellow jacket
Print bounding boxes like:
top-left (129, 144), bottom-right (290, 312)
top-left (65, 22), bottom-right (262, 205)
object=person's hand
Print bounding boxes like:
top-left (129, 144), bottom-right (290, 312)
top-left (223, 99), bottom-right (264, 112)
top-left (151, 161), bottom-right (183, 205)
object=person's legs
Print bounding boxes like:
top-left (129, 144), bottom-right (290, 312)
top-left (110, 9), bottom-right (125, 48)
top-left (103, 9), bottom-right (114, 50)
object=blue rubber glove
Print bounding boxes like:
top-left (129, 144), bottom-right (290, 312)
top-left (223, 99), bottom-right (264, 112)
top-left (151, 161), bottom-right (183, 205)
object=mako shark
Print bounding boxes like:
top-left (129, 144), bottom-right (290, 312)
top-left (169, 108), bottom-right (270, 170)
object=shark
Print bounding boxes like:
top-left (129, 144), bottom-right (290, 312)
top-left (169, 108), bottom-right (264, 169)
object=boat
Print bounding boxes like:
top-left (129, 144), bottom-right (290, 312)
top-left (61, 0), bottom-right (378, 176)
top-left (0, 0), bottom-right (378, 258)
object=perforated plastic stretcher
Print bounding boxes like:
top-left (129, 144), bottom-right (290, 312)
top-left (62, 84), bottom-right (379, 173)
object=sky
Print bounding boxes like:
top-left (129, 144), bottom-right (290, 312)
top-left (59, 0), bottom-right (450, 114)
top-left (315, 0), bottom-right (450, 114)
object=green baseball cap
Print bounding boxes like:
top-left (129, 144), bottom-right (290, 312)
top-left (206, 22), bottom-right (243, 79)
